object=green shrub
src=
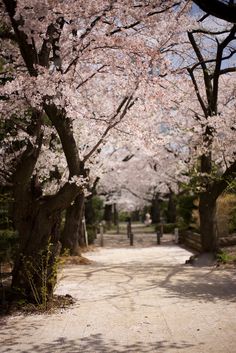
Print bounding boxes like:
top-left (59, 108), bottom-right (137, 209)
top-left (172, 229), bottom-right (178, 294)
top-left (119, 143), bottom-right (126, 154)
top-left (85, 196), bottom-right (104, 225)
top-left (229, 206), bottom-right (236, 234)
top-left (177, 194), bottom-right (197, 228)
top-left (217, 250), bottom-right (236, 264)
top-left (86, 225), bottom-right (97, 245)
top-left (118, 211), bottom-right (130, 222)
top-left (155, 223), bottom-right (176, 234)
top-left (0, 229), bottom-right (18, 263)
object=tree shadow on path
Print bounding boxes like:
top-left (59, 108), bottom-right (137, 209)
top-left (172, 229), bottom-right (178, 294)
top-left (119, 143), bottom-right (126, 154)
top-left (1, 332), bottom-right (198, 353)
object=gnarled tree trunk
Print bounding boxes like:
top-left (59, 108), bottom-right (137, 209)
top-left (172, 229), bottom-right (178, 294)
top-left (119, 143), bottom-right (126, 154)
top-left (61, 192), bottom-right (85, 255)
top-left (12, 205), bottom-right (62, 302)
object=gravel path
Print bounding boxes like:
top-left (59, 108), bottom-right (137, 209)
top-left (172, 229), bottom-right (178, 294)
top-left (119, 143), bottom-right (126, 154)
top-left (1, 231), bottom-right (236, 353)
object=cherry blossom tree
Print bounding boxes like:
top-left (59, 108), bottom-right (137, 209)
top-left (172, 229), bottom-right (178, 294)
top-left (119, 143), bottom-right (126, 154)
top-left (99, 17), bottom-right (236, 253)
top-left (0, 0), bottom-right (190, 301)
top-left (153, 18), bottom-right (236, 251)
top-left (186, 24), bottom-right (236, 251)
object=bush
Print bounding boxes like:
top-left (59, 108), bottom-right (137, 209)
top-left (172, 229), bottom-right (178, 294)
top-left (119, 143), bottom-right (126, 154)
top-left (155, 223), bottom-right (176, 234)
top-left (86, 225), bottom-right (97, 245)
top-left (0, 229), bottom-right (18, 263)
top-left (85, 196), bottom-right (103, 225)
top-left (118, 211), bottom-right (130, 222)
top-left (217, 194), bottom-right (236, 236)
top-left (177, 194), bottom-right (197, 225)
top-left (229, 208), bottom-right (236, 233)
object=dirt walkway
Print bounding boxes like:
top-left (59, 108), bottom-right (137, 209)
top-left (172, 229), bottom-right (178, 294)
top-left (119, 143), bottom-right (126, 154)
top-left (1, 231), bottom-right (236, 353)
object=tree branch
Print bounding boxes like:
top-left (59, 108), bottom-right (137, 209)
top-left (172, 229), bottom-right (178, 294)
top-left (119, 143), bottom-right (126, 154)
top-left (193, 0), bottom-right (236, 23)
top-left (187, 68), bottom-right (208, 117)
top-left (2, 0), bottom-right (38, 76)
top-left (83, 93), bottom-right (137, 162)
top-left (76, 65), bottom-right (106, 89)
top-left (43, 103), bottom-right (82, 177)
top-left (188, 31), bottom-right (213, 109)
top-left (210, 159), bottom-right (236, 200)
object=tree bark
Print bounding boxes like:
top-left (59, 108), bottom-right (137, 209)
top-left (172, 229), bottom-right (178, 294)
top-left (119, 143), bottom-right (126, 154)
top-left (104, 204), bottom-right (113, 229)
top-left (113, 203), bottom-right (118, 226)
top-left (151, 193), bottom-right (161, 224)
top-left (167, 191), bottom-right (176, 224)
top-left (12, 205), bottom-right (61, 302)
top-left (199, 193), bottom-right (218, 252)
top-left (61, 192), bottom-right (85, 255)
top-left (10, 110), bottom-right (82, 300)
top-left (198, 159), bottom-right (236, 253)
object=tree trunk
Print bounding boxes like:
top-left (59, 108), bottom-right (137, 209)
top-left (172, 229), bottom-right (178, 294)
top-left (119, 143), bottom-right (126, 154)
top-left (199, 192), bottom-right (218, 252)
top-left (10, 112), bottom-right (82, 301)
top-left (61, 192), bottom-right (85, 255)
top-left (104, 204), bottom-right (112, 229)
top-left (113, 203), bottom-right (118, 226)
top-left (12, 201), bottom-right (62, 303)
top-left (167, 191), bottom-right (176, 223)
top-left (4, 2), bottom-right (83, 303)
top-left (151, 193), bottom-right (161, 224)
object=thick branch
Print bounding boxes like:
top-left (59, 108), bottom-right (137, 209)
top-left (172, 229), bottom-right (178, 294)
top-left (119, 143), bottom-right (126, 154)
top-left (212, 25), bottom-right (236, 110)
top-left (12, 111), bottom-right (43, 193)
top-left (210, 159), bottom-right (236, 200)
top-left (193, 0), bottom-right (236, 23)
top-left (44, 182), bottom-right (80, 212)
top-left (187, 68), bottom-right (208, 117)
top-left (3, 0), bottom-right (38, 76)
top-left (191, 49), bottom-right (236, 72)
top-left (43, 103), bottom-right (81, 177)
top-left (188, 31), bottom-right (213, 107)
top-left (39, 18), bottom-right (64, 68)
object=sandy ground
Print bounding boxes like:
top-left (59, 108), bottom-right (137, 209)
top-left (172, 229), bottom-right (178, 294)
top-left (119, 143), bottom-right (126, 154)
top-left (1, 230), bottom-right (236, 353)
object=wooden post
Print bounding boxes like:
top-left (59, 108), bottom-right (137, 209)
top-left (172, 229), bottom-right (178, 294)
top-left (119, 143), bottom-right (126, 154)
top-left (83, 217), bottom-right (88, 247)
top-left (116, 222), bottom-right (120, 234)
top-left (130, 232), bottom-right (134, 246)
top-left (127, 217), bottom-right (131, 239)
top-left (160, 223), bottom-right (163, 237)
top-left (157, 230), bottom-right (161, 245)
top-left (100, 223), bottom-right (104, 247)
top-left (0, 262), bottom-right (6, 305)
top-left (174, 228), bottom-right (179, 244)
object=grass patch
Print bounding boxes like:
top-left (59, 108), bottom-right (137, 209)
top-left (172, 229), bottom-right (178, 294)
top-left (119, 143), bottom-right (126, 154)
top-left (217, 247), bottom-right (236, 265)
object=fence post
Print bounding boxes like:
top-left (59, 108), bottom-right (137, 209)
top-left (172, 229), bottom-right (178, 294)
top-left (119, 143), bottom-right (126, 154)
top-left (127, 217), bottom-right (131, 239)
top-left (174, 228), bottom-right (179, 244)
top-left (100, 223), bottom-right (104, 247)
top-left (83, 217), bottom-right (88, 248)
top-left (157, 230), bottom-right (161, 245)
top-left (116, 222), bottom-right (120, 234)
top-left (130, 232), bottom-right (134, 246)
top-left (160, 223), bottom-right (164, 237)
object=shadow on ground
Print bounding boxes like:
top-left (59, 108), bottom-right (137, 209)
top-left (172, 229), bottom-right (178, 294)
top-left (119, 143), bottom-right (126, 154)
top-left (62, 261), bottom-right (236, 304)
top-left (0, 332), bottom-right (198, 353)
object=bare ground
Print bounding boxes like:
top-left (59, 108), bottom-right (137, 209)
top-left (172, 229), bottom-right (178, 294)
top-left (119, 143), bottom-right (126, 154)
top-left (1, 230), bottom-right (236, 353)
